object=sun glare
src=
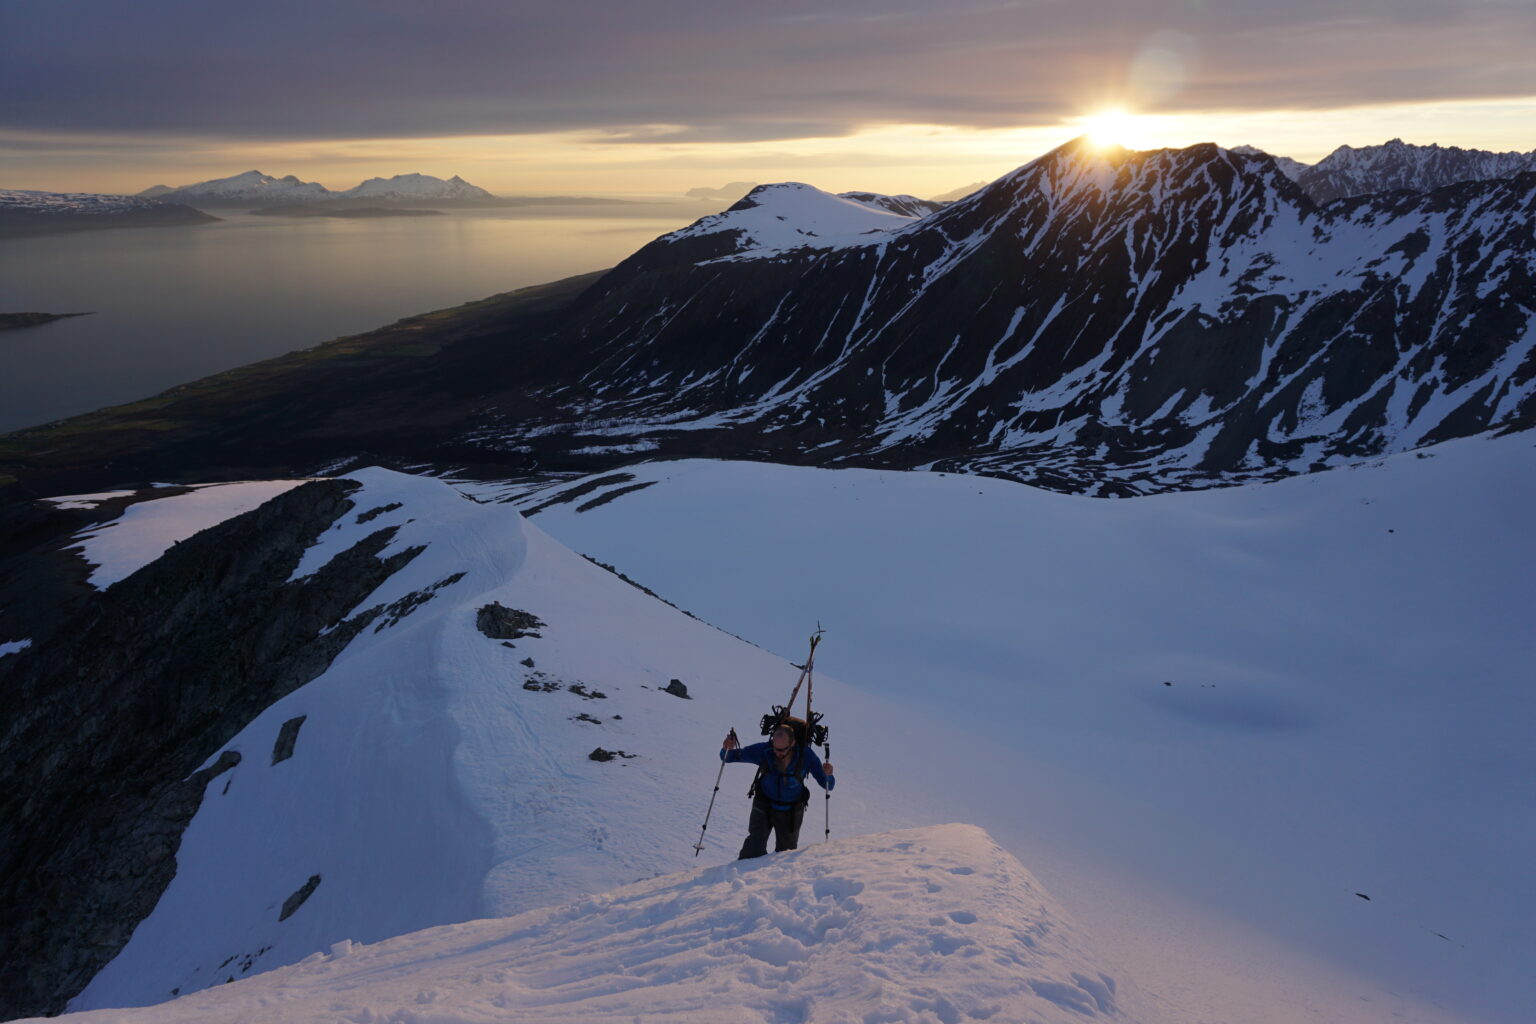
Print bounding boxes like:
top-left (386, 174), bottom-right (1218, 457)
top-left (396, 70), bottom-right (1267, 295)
top-left (1078, 108), bottom-right (1149, 150)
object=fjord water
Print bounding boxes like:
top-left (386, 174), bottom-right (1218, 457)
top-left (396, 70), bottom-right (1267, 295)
top-left (0, 204), bottom-right (708, 434)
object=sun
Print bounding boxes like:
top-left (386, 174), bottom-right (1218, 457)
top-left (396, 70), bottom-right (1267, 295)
top-left (1076, 108), bottom-right (1149, 150)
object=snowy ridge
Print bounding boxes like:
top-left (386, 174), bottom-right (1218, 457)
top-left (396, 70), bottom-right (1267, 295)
top-left (11, 443), bottom-right (1530, 1023)
top-left (59, 467), bottom-right (910, 1011)
top-left (37, 825), bottom-right (1139, 1024)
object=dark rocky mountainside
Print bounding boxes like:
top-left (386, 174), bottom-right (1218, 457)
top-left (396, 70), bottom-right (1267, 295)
top-left (2, 140), bottom-right (1533, 499)
top-left (0, 481), bottom-right (422, 1019)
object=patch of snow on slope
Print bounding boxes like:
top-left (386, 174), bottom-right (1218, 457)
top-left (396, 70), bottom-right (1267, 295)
top-left (70, 480), bottom-right (309, 588)
top-left (43, 490), bottom-right (138, 509)
top-left (37, 825), bottom-right (1143, 1024)
top-left (0, 638), bottom-right (31, 658)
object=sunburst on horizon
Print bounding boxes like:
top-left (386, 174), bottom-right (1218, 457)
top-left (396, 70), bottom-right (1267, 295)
top-left (1075, 108), bottom-right (1156, 151)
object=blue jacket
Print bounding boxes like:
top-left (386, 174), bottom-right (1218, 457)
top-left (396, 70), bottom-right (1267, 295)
top-left (721, 742), bottom-right (835, 809)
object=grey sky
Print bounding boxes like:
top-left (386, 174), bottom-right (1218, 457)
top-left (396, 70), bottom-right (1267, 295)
top-left (3, 0), bottom-right (1533, 144)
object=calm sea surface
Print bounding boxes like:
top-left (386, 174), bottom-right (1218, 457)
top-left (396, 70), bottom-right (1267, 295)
top-left (0, 203), bottom-right (713, 434)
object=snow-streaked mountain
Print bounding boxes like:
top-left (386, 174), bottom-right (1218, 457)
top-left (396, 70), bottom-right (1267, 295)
top-left (1230, 144), bottom-right (1309, 181)
top-left (463, 138), bottom-right (1536, 495)
top-left (1296, 138), bottom-right (1536, 204)
top-left (30, 825), bottom-right (1144, 1024)
top-left (142, 170), bottom-right (333, 205)
top-left (337, 173), bottom-right (494, 201)
top-left (0, 188), bottom-right (218, 235)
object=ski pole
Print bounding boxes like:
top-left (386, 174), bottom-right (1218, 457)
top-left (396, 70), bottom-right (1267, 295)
top-left (823, 737), bottom-right (832, 843)
top-left (694, 727), bottom-right (736, 856)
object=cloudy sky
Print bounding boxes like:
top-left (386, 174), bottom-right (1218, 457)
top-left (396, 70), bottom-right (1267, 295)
top-left (3, 0), bottom-right (1533, 195)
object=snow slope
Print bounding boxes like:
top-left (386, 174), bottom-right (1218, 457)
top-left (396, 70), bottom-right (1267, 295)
top-left (31, 825), bottom-right (1139, 1024)
top-left (517, 431), bottom-right (1536, 1024)
top-left (62, 467), bottom-right (935, 1012)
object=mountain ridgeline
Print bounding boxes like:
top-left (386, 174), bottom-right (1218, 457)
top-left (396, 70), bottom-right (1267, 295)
top-left (2, 139), bottom-right (1532, 498)
top-left (1292, 138), bottom-right (1536, 205)
top-left (477, 139), bottom-right (1536, 494)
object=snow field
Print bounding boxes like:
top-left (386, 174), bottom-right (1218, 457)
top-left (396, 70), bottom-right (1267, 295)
top-left (30, 825), bottom-right (1139, 1024)
top-left (517, 432), bottom-right (1536, 1024)
top-left (42, 435), bottom-right (1533, 1023)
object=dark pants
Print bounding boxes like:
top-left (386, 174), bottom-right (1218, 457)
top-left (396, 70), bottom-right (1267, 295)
top-left (738, 798), bottom-right (806, 859)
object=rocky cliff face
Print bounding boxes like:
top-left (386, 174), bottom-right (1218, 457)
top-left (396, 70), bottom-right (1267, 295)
top-left (0, 480), bottom-right (422, 1019)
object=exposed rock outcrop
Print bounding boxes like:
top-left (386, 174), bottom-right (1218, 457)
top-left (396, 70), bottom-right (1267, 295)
top-left (475, 603), bottom-right (545, 640)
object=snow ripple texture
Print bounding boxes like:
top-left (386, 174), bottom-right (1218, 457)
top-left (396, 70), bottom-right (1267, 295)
top-left (33, 824), bottom-right (1137, 1024)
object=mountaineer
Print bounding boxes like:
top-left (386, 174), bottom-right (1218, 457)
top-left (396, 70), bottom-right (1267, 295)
top-left (721, 716), bottom-right (834, 858)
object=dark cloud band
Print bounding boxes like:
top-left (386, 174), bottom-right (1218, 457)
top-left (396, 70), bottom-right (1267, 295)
top-left (2, 0), bottom-right (1533, 142)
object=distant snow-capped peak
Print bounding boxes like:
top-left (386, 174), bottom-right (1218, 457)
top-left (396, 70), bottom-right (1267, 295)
top-left (138, 171), bottom-right (332, 202)
top-left (338, 173), bottom-right (494, 200)
top-left (134, 171), bottom-right (495, 204)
